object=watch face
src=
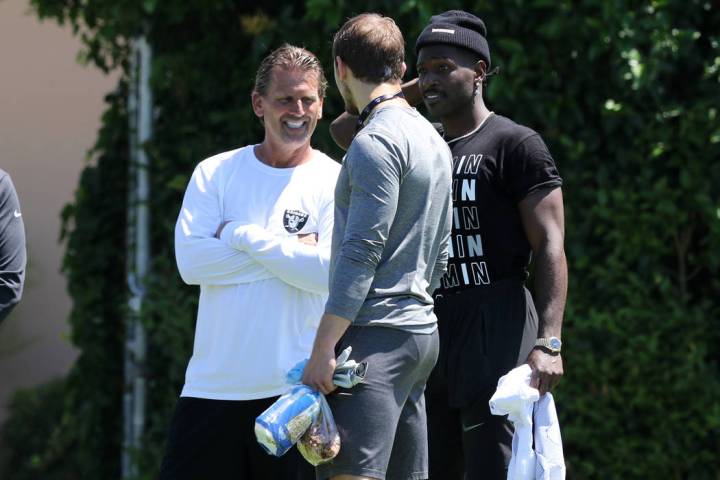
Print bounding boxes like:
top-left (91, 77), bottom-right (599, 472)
top-left (550, 337), bottom-right (562, 350)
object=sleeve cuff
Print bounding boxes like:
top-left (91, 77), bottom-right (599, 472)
top-left (324, 294), bottom-right (367, 323)
top-left (516, 180), bottom-right (563, 203)
top-left (323, 303), bottom-right (356, 323)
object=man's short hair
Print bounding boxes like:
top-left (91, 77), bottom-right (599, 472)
top-left (332, 13), bottom-right (405, 84)
top-left (254, 44), bottom-right (328, 97)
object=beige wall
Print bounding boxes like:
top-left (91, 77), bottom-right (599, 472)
top-left (0, 0), bottom-right (117, 425)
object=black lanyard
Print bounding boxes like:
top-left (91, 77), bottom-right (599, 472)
top-left (355, 90), bottom-right (405, 132)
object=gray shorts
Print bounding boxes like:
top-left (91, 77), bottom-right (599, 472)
top-left (316, 325), bottom-right (439, 480)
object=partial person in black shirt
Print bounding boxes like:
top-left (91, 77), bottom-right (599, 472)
top-left (0, 168), bottom-right (26, 323)
top-left (330, 10), bottom-right (568, 479)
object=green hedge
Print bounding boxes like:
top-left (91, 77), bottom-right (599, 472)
top-left (4, 0), bottom-right (718, 478)
top-left (1, 88), bottom-right (132, 479)
top-left (2, 379), bottom-right (68, 479)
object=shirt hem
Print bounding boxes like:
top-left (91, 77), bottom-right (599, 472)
top-left (324, 304), bottom-right (358, 323)
top-left (180, 385), bottom-right (290, 401)
top-left (348, 321), bottom-right (438, 334)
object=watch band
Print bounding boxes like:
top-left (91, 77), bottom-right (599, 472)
top-left (535, 336), bottom-right (562, 353)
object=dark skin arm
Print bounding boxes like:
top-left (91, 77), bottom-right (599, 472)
top-left (329, 113), bottom-right (355, 151)
top-left (329, 79), bottom-right (423, 151)
top-left (400, 78), bottom-right (422, 106)
top-left (518, 187), bottom-right (567, 396)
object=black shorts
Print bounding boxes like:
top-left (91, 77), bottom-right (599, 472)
top-left (427, 280), bottom-right (538, 480)
top-left (159, 396), bottom-right (315, 480)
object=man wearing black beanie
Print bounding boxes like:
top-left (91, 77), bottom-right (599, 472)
top-left (330, 10), bottom-right (567, 479)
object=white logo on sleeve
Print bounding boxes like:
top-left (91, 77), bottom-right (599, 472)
top-left (13, 210), bottom-right (22, 218)
top-left (283, 209), bottom-right (309, 233)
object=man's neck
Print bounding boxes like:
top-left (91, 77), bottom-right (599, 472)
top-left (441, 100), bottom-right (492, 140)
top-left (351, 80), bottom-right (408, 115)
top-left (255, 138), bottom-right (313, 168)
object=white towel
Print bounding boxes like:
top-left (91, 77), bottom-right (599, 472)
top-left (489, 364), bottom-right (566, 480)
top-left (534, 393), bottom-right (566, 479)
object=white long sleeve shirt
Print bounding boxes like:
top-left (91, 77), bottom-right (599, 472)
top-left (175, 145), bottom-right (340, 400)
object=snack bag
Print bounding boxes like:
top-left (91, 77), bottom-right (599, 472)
top-left (254, 384), bottom-right (321, 457)
top-left (256, 347), bottom-right (364, 462)
top-left (297, 393), bottom-right (341, 465)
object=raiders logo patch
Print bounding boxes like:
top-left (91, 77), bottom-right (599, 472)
top-left (283, 209), bottom-right (309, 233)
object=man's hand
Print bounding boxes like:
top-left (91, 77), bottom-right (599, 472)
top-left (302, 347), bottom-right (337, 395)
top-left (302, 313), bottom-right (351, 394)
top-left (527, 348), bottom-right (563, 396)
top-left (297, 232), bottom-right (318, 245)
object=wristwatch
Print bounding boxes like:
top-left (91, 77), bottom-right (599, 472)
top-left (534, 336), bottom-right (562, 353)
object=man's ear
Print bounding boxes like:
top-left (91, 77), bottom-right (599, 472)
top-left (251, 91), bottom-right (264, 119)
top-left (474, 60), bottom-right (488, 83)
top-left (335, 56), bottom-right (347, 80)
top-left (400, 61), bottom-right (407, 79)
top-left (317, 97), bottom-right (324, 120)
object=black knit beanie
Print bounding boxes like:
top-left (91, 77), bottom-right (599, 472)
top-left (415, 10), bottom-right (491, 68)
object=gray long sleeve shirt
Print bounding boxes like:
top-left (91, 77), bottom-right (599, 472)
top-left (0, 169), bottom-right (26, 323)
top-left (325, 105), bottom-right (452, 331)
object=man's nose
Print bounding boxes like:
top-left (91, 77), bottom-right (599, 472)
top-left (420, 73), bottom-right (438, 89)
top-left (289, 99), bottom-right (304, 115)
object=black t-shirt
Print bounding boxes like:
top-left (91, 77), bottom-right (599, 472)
top-left (436, 113), bottom-right (562, 295)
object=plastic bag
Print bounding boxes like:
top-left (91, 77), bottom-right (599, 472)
top-left (256, 347), bottom-right (364, 462)
top-left (254, 384), bottom-right (321, 457)
top-left (297, 393), bottom-right (341, 465)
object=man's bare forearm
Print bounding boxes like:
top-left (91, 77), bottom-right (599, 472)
top-left (313, 313), bottom-right (351, 351)
top-left (330, 113), bottom-right (356, 151)
top-left (518, 188), bottom-right (567, 339)
top-left (302, 313), bottom-right (352, 394)
top-left (401, 78), bottom-right (422, 106)
top-left (533, 243), bottom-right (567, 339)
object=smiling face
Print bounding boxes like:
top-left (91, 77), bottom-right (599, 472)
top-left (252, 67), bottom-right (324, 147)
top-left (417, 44), bottom-right (485, 120)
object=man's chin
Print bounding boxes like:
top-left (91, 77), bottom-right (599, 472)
top-left (425, 103), bottom-right (457, 123)
top-left (281, 128), bottom-right (313, 145)
top-left (423, 102), bottom-right (444, 117)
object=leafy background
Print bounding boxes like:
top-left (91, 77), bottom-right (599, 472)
top-left (3, 0), bottom-right (719, 478)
